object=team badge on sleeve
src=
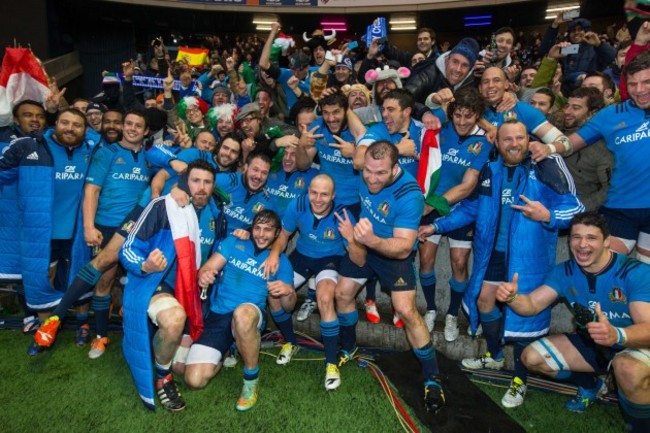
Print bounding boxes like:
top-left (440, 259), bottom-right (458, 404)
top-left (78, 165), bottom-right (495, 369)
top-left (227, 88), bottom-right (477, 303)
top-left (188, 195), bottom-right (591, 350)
top-left (121, 220), bottom-right (136, 233)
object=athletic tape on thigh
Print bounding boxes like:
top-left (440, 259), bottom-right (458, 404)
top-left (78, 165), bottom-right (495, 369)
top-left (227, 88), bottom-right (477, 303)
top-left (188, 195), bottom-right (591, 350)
top-left (425, 233), bottom-right (442, 244)
top-left (186, 344), bottom-right (223, 365)
top-left (448, 238), bottom-right (472, 249)
top-left (531, 338), bottom-right (570, 372)
top-left (638, 232), bottom-right (650, 251)
top-left (616, 347), bottom-right (650, 367)
top-left (615, 236), bottom-right (637, 253)
top-left (315, 269), bottom-right (338, 285)
top-left (173, 346), bottom-right (191, 365)
top-left (147, 296), bottom-right (182, 326)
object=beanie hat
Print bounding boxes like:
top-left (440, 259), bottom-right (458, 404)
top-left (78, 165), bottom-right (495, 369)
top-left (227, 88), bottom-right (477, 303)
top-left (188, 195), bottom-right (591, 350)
top-left (449, 38), bottom-right (480, 69)
top-left (568, 18), bottom-right (592, 32)
top-left (176, 96), bottom-right (209, 121)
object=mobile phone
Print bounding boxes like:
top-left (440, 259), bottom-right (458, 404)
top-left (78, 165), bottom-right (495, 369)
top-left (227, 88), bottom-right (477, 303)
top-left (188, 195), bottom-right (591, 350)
top-left (562, 9), bottom-right (580, 20)
top-left (348, 41), bottom-right (359, 50)
top-left (375, 37), bottom-right (387, 45)
top-left (560, 44), bottom-right (580, 55)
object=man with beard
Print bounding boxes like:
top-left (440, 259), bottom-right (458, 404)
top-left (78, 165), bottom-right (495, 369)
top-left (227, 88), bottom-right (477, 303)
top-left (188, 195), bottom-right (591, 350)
top-left (559, 87), bottom-right (612, 211)
top-left (341, 84), bottom-right (372, 111)
top-left (333, 141), bottom-right (446, 413)
top-left (495, 212), bottom-right (650, 431)
top-left (357, 89), bottom-right (421, 178)
top-left (185, 210), bottom-right (294, 411)
top-left (265, 144), bottom-right (317, 218)
top-left (383, 27), bottom-right (439, 67)
top-left (207, 104), bottom-right (237, 145)
top-left (421, 120), bottom-right (583, 408)
top-left (0, 109), bottom-right (95, 355)
top-left (75, 111), bottom-right (154, 358)
top-left (99, 109), bottom-right (124, 145)
top-left (119, 160), bottom-right (217, 412)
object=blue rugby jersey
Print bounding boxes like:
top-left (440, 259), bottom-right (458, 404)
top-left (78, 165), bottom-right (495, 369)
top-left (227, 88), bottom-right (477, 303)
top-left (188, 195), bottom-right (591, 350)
top-left (282, 194), bottom-right (348, 258)
top-left (211, 235), bottom-right (293, 314)
top-left (483, 101), bottom-right (547, 133)
top-left (435, 123), bottom-right (491, 196)
top-left (47, 130), bottom-right (92, 240)
top-left (544, 252), bottom-right (650, 329)
top-left (357, 118), bottom-right (423, 178)
top-left (86, 143), bottom-right (154, 227)
top-left (576, 100), bottom-right (650, 208)
top-left (266, 167), bottom-right (317, 217)
top-left (358, 169), bottom-right (423, 251)
top-left (309, 118), bottom-right (360, 206)
top-left (215, 172), bottom-right (275, 232)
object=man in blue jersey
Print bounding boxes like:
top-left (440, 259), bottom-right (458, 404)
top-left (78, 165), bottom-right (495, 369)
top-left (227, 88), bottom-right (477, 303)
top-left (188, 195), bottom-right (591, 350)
top-left (119, 160), bottom-right (217, 412)
top-left (215, 152), bottom-right (275, 234)
top-left (81, 110), bottom-right (153, 358)
top-left (536, 51), bottom-right (650, 265)
top-left (480, 67), bottom-right (570, 152)
top-left (184, 210), bottom-right (294, 411)
top-left (333, 140), bottom-right (446, 412)
top-left (417, 87), bottom-right (491, 340)
top-left (356, 89), bottom-right (422, 179)
top-left (496, 212), bottom-right (650, 432)
top-left (264, 174), bottom-right (348, 387)
top-left (420, 120), bottom-right (584, 408)
top-left (0, 109), bottom-right (94, 355)
top-left (265, 144), bottom-right (317, 217)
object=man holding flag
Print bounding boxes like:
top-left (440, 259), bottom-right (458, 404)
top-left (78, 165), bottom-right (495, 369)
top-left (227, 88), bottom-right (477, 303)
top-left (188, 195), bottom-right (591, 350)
top-left (119, 160), bottom-right (215, 412)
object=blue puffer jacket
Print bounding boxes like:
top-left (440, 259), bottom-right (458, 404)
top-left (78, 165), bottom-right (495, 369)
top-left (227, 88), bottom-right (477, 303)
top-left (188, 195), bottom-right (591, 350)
top-left (0, 125), bottom-right (27, 282)
top-left (0, 132), bottom-right (92, 310)
top-left (119, 196), bottom-right (178, 411)
top-left (435, 154), bottom-right (584, 341)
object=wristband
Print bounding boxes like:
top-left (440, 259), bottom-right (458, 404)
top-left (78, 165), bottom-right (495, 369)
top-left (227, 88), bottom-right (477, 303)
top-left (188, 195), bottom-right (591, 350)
top-left (547, 144), bottom-right (557, 155)
top-left (615, 327), bottom-right (628, 345)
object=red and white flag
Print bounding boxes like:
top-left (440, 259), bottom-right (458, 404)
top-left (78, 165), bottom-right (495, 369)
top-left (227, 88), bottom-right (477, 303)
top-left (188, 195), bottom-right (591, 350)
top-left (165, 195), bottom-right (204, 340)
top-left (0, 48), bottom-right (50, 127)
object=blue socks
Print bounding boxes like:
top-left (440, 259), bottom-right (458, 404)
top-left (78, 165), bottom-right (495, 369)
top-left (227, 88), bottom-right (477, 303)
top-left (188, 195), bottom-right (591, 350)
top-left (420, 271), bottom-right (437, 311)
top-left (271, 309), bottom-right (296, 345)
top-left (618, 391), bottom-right (650, 433)
top-left (92, 294), bottom-right (112, 337)
top-left (243, 366), bottom-right (259, 381)
top-left (513, 342), bottom-right (528, 382)
top-left (53, 263), bottom-right (102, 317)
top-left (320, 319), bottom-right (339, 365)
top-left (447, 277), bottom-right (468, 317)
top-left (337, 311), bottom-right (358, 352)
top-left (413, 341), bottom-right (440, 379)
top-left (480, 307), bottom-right (503, 360)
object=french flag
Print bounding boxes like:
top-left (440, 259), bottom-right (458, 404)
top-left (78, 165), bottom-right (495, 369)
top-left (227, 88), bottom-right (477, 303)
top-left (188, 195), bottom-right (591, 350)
top-left (165, 195), bottom-right (204, 340)
top-left (0, 48), bottom-right (50, 127)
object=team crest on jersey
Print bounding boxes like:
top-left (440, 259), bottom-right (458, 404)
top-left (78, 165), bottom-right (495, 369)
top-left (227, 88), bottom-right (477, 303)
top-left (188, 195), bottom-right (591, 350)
top-left (609, 287), bottom-right (627, 303)
top-left (115, 157), bottom-right (126, 164)
top-left (294, 177), bottom-right (305, 189)
top-left (504, 111), bottom-right (518, 122)
top-left (324, 228), bottom-right (335, 239)
top-left (468, 141), bottom-right (482, 155)
top-left (236, 243), bottom-right (246, 251)
top-left (146, 160), bottom-right (152, 169)
top-left (378, 201), bottom-right (390, 216)
top-left (209, 219), bottom-right (215, 231)
top-left (121, 220), bottom-right (136, 233)
top-left (252, 203), bottom-right (265, 213)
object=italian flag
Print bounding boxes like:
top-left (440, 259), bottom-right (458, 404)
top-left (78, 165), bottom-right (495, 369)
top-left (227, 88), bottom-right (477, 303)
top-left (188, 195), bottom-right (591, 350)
top-left (175, 47), bottom-right (209, 68)
top-left (0, 48), bottom-right (50, 127)
top-left (165, 195), bottom-right (204, 340)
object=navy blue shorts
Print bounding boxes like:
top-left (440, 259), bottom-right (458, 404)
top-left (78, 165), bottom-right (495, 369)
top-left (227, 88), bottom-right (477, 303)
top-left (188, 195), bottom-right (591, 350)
top-left (289, 250), bottom-right (341, 280)
top-left (483, 250), bottom-right (507, 282)
top-left (194, 310), bottom-right (235, 355)
top-left (153, 281), bottom-right (175, 297)
top-left (565, 332), bottom-right (615, 374)
top-left (599, 206), bottom-right (650, 242)
top-left (95, 224), bottom-right (118, 250)
top-left (339, 250), bottom-right (417, 292)
top-left (116, 205), bottom-right (145, 238)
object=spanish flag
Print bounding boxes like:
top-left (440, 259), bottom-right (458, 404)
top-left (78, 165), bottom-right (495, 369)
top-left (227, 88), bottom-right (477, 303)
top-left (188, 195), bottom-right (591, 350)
top-left (175, 47), bottom-right (209, 68)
